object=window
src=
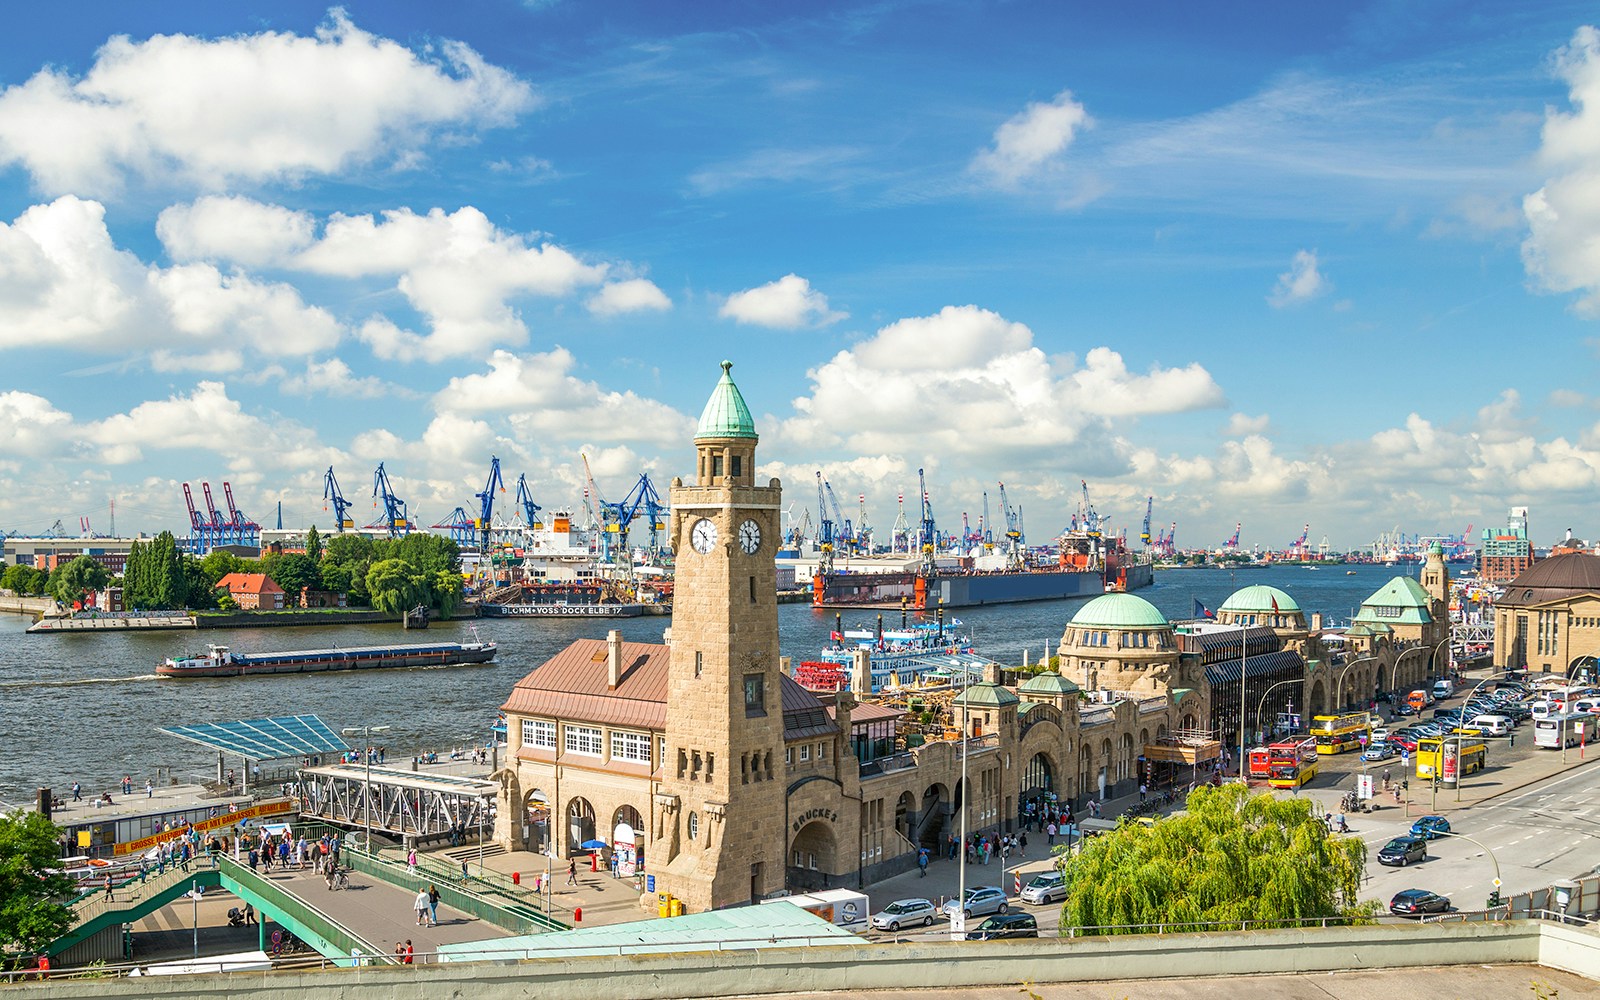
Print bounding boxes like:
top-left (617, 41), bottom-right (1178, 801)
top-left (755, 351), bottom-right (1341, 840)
top-left (611, 730), bottom-right (652, 764)
top-left (521, 719), bottom-right (555, 750)
top-left (731, 455), bottom-right (742, 478)
top-left (658, 736), bottom-right (666, 763)
top-left (694, 651), bottom-right (702, 678)
top-left (712, 454), bottom-right (724, 478)
top-left (744, 674), bottom-right (766, 715)
top-left (688, 812), bottom-right (699, 840)
top-left (750, 576), bottom-right (757, 602)
top-left (799, 743), bottom-right (811, 762)
top-left (784, 747), bottom-right (792, 765)
top-left (818, 741), bottom-right (827, 761)
top-left (564, 725), bottom-right (602, 756)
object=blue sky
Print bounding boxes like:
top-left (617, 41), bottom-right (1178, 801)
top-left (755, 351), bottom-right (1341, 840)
top-left (1, 0), bottom-right (1598, 551)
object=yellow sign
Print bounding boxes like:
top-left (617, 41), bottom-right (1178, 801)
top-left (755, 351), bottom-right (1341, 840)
top-left (113, 798), bottom-right (295, 856)
top-left (77, 830), bottom-right (90, 849)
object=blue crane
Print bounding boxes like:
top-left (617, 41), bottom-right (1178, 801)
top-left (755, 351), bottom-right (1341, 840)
top-left (608, 472), bottom-right (669, 558)
top-left (431, 507), bottom-right (476, 547)
top-left (581, 454), bottom-right (618, 563)
top-left (815, 472), bottom-right (835, 576)
top-left (1140, 495), bottom-right (1153, 548)
top-left (997, 481), bottom-right (1024, 567)
top-left (1078, 480), bottom-right (1102, 540)
top-left (917, 468), bottom-right (938, 570)
top-left (981, 491), bottom-right (994, 550)
top-left (821, 477), bottom-right (855, 555)
top-left (371, 463), bottom-right (410, 537)
top-left (513, 473), bottom-right (542, 529)
top-left (322, 467), bottom-right (355, 532)
top-left (474, 456), bottom-right (506, 553)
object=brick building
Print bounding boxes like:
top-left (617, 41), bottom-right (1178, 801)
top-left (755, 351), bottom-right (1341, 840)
top-left (214, 572), bottom-right (286, 610)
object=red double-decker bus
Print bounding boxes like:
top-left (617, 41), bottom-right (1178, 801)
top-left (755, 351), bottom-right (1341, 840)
top-left (1266, 737), bottom-right (1318, 789)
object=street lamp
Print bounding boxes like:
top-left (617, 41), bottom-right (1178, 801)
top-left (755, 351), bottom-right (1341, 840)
top-left (341, 724), bottom-right (391, 855)
top-left (950, 610), bottom-right (970, 942)
top-left (1254, 678), bottom-right (1303, 747)
top-left (1333, 655), bottom-right (1378, 715)
top-left (1430, 829), bottom-right (1502, 909)
top-left (1235, 622), bottom-right (1249, 784)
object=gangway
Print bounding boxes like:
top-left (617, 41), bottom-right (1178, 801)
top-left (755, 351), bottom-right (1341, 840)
top-left (296, 764), bottom-right (497, 842)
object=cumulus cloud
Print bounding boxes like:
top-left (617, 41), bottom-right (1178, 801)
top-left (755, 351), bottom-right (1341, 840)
top-left (435, 348), bottom-right (693, 446)
top-left (587, 278), bottom-right (671, 317)
top-left (157, 196), bottom-right (315, 266)
top-left (972, 89), bottom-right (1091, 187)
top-left (0, 392), bottom-right (74, 456)
top-left (720, 274), bottom-right (845, 329)
top-left (0, 11), bottom-right (534, 194)
top-left (780, 304), bottom-right (1224, 465)
top-left (1225, 412), bottom-right (1272, 436)
top-left (1267, 249), bottom-right (1328, 307)
top-left (275, 358), bottom-right (397, 399)
top-left (0, 196), bottom-right (339, 362)
top-left (1523, 26), bottom-right (1600, 315)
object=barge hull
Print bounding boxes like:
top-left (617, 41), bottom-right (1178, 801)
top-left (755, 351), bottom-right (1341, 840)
top-left (480, 603), bottom-right (649, 618)
top-left (158, 646), bottom-right (497, 678)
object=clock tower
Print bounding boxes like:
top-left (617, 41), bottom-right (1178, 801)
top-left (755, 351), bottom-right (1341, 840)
top-left (655, 361), bottom-right (787, 910)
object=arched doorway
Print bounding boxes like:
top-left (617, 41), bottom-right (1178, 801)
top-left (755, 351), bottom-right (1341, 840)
top-left (612, 804), bottom-right (643, 875)
top-left (1022, 752), bottom-right (1054, 797)
top-left (1374, 664), bottom-right (1391, 702)
top-left (1569, 655), bottom-right (1599, 686)
top-left (919, 784), bottom-right (948, 849)
top-left (566, 797), bottom-right (595, 854)
top-left (789, 821), bottom-right (838, 891)
top-left (1098, 738), bottom-right (1112, 799)
top-left (895, 791), bottom-right (915, 843)
top-left (1078, 745), bottom-right (1094, 807)
top-left (1309, 680), bottom-right (1327, 716)
top-left (524, 788), bottom-right (550, 854)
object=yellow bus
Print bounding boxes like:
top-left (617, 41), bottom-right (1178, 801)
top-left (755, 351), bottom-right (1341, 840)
top-left (1266, 738), bottom-right (1319, 789)
top-left (1310, 712), bottom-right (1370, 756)
top-left (1416, 737), bottom-right (1487, 784)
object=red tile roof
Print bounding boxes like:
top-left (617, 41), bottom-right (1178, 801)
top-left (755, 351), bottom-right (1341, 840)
top-left (502, 637), bottom-right (839, 740)
top-left (215, 573), bottom-right (285, 595)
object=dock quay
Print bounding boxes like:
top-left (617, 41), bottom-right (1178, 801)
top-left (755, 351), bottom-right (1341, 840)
top-left (27, 613), bottom-right (197, 633)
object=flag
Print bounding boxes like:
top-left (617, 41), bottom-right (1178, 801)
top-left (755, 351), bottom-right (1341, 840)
top-left (829, 630), bottom-right (843, 641)
top-left (1193, 598), bottom-right (1215, 619)
top-left (1270, 595), bottom-right (1280, 613)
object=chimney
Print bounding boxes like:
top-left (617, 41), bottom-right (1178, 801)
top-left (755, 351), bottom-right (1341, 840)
top-left (1311, 612), bottom-right (1323, 631)
top-left (852, 649), bottom-right (871, 695)
top-left (607, 629), bottom-right (622, 690)
top-left (779, 655), bottom-right (792, 677)
top-left (983, 661), bottom-right (1002, 686)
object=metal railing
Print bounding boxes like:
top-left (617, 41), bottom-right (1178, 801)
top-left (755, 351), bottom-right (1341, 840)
top-left (216, 856), bottom-right (395, 966)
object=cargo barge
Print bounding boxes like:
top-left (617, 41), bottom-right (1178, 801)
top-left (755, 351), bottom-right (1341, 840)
top-left (158, 638), bottom-right (497, 678)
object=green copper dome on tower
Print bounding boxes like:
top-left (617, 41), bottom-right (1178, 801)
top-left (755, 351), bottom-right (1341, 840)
top-left (695, 360), bottom-right (758, 440)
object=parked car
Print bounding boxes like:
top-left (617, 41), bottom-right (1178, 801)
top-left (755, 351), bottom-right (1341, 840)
top-left (1389, 733), bottom-right (1420, 752)
top-left (1390, 888), bottom-right (1450, 917)
top-left (941, 886), bottom-right (1009, 920)
top-left (1377, 836), bottom-right (1428, 867)
top-left (870, 898), bottom-right (938, 931)
top-left (1019, 872), bottom-right (1067, 905)
top-left (1362, 742), bottom-right (1400, 762)
top-left (964, 912), bottom-right (1038, 940)
top-left (1371, 727), bottom-right (1392, 743)
top-left (1467, 714), bottom-right (1512, 736)
top-left (1411, 815), bottom-right (1452, 840)
top-left (1394, 701), bottom-right (1417, 717)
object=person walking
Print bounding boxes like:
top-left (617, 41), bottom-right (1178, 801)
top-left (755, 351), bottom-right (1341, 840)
top-left (427, 884), bottom-right (440, 926)
top-left (103, 875), bottom-right (114, 902)
top-left (413, 888), bottom-right (430, 926)
top-left (566, 859), bottom-right (578, 886)
top-left (1046, 821), bottom-right (1057, 846)
top-left (459, 858), bottom-right (470, 882)
top-left (407, 847), bottom-right (418, 876)
top-left (243, 902), bottom-right (255, 925)
top-left (71, 781), bottom-right (81, 802)
top-left (917, 848), bottom-right (929, 877)
top-left (1019, 830), bottom-right (1028, 855)
top-left (145, 779), bottom-right (153, 798)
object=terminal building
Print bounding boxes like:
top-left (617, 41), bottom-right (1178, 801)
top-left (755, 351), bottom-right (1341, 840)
top-left (1490, 550), bottom-right (1600, 679)
top-left (490, 362), bottom-right (1452, 912)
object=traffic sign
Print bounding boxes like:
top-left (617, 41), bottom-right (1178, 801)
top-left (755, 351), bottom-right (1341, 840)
top-left (1493, 878), bottom-right (1502, 888)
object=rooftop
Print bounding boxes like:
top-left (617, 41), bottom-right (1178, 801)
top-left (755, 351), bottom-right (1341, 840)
top-left (1070, 592), bottom-right (1169, 628)
top-left (695, 360), bottom-right (758, 440)
top-left (1498, 552), bottom-right (1600, 606)
top-left (1218, 584), bottom-right (1301, 615)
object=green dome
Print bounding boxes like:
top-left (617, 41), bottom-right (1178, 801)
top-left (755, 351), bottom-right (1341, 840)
top-left (1019, 672), bottom-right (1080, 695)
top-left (695, 360), bottom-right (758, 440)
top-left (1218, 584), bottom-right (1300, 614)
top-left (1070, 593), bottom-right (1168, 628)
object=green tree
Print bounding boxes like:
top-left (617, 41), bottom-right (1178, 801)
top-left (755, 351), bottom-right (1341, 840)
top-left (180, 556), bottom-right (218, 609)
top-left (267, 553), bottom-right (322, 603)
top-left (365, 558), bottom-right (425, 614)
top-left (199, 549), bottom-right (243, 586)
top-left (1056, 783), bottom-right (1373, 934)
top-left (305, 524), bottom-right (322, 564)
top-left (322, 533), bottom-right (377, 605)
top-left (0, 809), bottom-right (76, 957)
top-left (50, 555), bottom-right (111, 606)
top-left (3, 565), bottom-right (47, 596)
top-left (429, 568), bottom-right (464, 618)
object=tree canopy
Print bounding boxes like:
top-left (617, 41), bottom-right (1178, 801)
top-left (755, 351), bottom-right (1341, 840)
top-left (47, 556), bottom-right (110, 606)
top-left (0, 810), bottom-right (76, 958)
top-left (123, 533), bottom-right (216, 610)
top-left (1056, 783), bottom-right (1373, 934)
top-left (1, 565), bottom-right (48, 597)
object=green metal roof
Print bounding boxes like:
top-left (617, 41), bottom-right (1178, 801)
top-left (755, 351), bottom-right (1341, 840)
top-left (1019, 671), bottom-right (1081, 695)
top-left (1352, 576), bottom-right (1434, 626)
top-left (1218, 584), bottom-right (1301, 614)
top-left (1070, 592), bottom-right (1169, 628)
top-left (695, 360), bottom-right (758, 440)
top-left (953, 681), bottom-right (1020, 708)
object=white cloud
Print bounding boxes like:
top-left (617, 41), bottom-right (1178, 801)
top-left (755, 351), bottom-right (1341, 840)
top-left (0, 392), bottom-right (74, 457)
top-left (587, 278), bottom-right (671, 317)
top-left (83, 381), bottom-right (338, 473)
top-left (0, 11), bottom-right (534, 194)
top-left (1523, 27), bottom-right (1600, 315)
top-left (1267, 249), bottom-right (1328, 307)
top-left (1224, 413), bottom-right (1271, 436)
top-left (157, 196), bottom-right (315, 266)
top-left (780, 305), bottom-right (1224, 466)
top-left (972, 90), bottom-right (1091, 187)
top-left (0, 196), bottom-right (340, 360)
top-left (720, 274), bottom-right (845, 329)
top-left (435, 348), bottom-right (692, 445)
top-left (277, 358), bottom-right (396, 399)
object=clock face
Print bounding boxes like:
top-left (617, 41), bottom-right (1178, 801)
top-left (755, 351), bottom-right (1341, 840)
top-left (691, 517), bottom-right (718, 554)
top-left (739, 519), bottom-right (762, 554)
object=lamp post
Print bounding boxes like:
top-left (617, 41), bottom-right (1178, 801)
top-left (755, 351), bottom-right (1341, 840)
top-left (950, 641), bottom-right (971, 942)
top-left (1430, 829), bottom-right (1502, 908)
top-left (1333, 655), bottom-right (1377, 715)
top-left (191, 878), bottom-right (199, 959)
top-left (341, 724), bottom-right (391, 855)
top-left (1254, 678), bottom-right (1303, 746)
top-left (1236, 622), bottom-right (1248, 784)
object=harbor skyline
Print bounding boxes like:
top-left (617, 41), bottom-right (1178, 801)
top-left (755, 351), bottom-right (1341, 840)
top-left (3, 2), bottom-right (1600, 547)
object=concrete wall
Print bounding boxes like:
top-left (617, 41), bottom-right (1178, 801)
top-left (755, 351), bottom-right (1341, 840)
top-left (17, 920), bottom-right (1584, 999)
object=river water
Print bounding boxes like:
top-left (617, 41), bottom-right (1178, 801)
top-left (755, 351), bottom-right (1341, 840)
top-left (0, 563), bottom-right (1416, 804)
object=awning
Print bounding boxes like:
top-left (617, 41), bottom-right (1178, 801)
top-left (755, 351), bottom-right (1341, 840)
top-left (158, 714), bottom-right (348, 761)
top-left (1203, 649), bottom-right (1303, 686)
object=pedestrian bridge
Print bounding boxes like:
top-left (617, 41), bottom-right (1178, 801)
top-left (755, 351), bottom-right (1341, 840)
top-left (297, 764), bottom-right (497, 842)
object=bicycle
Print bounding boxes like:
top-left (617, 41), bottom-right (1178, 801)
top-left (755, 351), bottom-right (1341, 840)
top-left (326, 867), bottom-right (350, 891)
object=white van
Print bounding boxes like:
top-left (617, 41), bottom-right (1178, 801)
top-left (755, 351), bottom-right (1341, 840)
top-left (1467, 714), bottom-right (1511, 736)
top-left (1530, 701), bottom-right (1552, 719)
top-left (1432, 679), bottom-right (1454, 699)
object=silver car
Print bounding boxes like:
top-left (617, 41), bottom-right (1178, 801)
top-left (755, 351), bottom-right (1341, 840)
top-left (1019, 872), bottom-right (1066, 904)
top-left (941, 886), bottom-right (1009, 919)
top-left (869, 897), bottom-right (937, 931)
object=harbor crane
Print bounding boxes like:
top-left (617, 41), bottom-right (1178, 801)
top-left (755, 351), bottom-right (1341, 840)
top-left (322, 467), bottom-right (354, 532)
top-left (1076, 480), bottom-right (1103, 540)
top-left (580, 454), bottom-right (618, 564)
top-left (609, 472), bottom-right (669, 560)
top-left (891, 492), bottom-right (910, 554)
top-left (1224, 522), bottom-right (1241, 549)
top-left (980, 491), bottom-right (994, 551)
top-left (513, 474), bottom-right (542, 529)
top-left (474, 456), bottom-right (506, 554)
top-left (1287, 524), bottom-right (1309, 557)
top-left (1140, 496), bottom-right (1153, 548)
top-left (815, 472), bottom-right (835, 576)
top-left (371, 463), bottom-right (410, 537)
top-left (431, 508), bottom-right (477, 547)
top-left (997, 481), bottom-right (1024, 568)
top-left (820, 477), bottom-right (855, 555)
top-left (917, 468), bottom-right (938, 574)
top-left (856, 494), bottom-right (873, 553)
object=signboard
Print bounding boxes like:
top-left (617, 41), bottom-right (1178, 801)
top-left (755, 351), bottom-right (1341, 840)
top-left (1356, 773), bottom-right (1374, 800)
top-left (1441, 741), bottom-right (1460, 783)
top-left (113, 798), bottom-right (295, 856)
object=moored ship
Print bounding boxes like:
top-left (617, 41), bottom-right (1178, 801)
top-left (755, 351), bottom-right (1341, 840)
top-left (796, 617), bottom-right (983, 694)
top-left (158, 638), bottom-right (497, 678)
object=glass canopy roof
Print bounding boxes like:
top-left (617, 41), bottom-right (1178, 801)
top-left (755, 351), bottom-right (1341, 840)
top-left (158, 714), bottom-right (349, 761)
